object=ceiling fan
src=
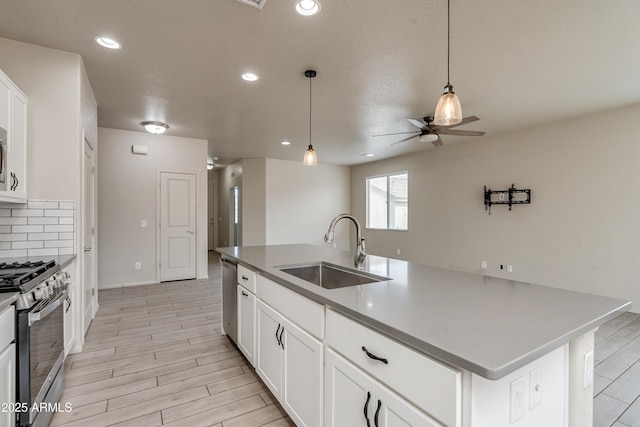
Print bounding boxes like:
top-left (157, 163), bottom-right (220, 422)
top-left (375, 116), bottom-right (486, 147)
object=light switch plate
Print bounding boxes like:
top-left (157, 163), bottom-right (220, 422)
top-left (510, 376), bottom-right (527, 423)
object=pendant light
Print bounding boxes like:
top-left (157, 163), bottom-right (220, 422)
top-left (434, 0), bottom-right (462, 126)
top-left (303, 69), bottom-right (318, 166)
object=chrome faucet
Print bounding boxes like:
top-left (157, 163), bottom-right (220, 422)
top-left (324, 213), bottom-right (367, 268)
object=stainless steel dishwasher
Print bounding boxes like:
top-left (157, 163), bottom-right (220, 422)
top-left (220, 257), bottom-right (238, 344)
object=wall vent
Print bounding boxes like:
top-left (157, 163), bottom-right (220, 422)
top-left (235, 0), bottom-right (267, 9)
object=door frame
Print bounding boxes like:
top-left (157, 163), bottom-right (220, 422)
top-left (156, 170), bottom-right (199, 283)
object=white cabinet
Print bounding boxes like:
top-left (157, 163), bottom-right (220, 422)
top-left (237, 284), bottom-right (256, 366)
top-left (0, 304), bottom-right (16, 427)
top-left (256, 299), bottom-right (323, 427)
top-left (0, 69), bottom-right (27, 203)
top-left (325, 349), bottom-right (441, 427)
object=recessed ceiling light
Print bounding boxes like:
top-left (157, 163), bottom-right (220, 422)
top-left (362, 153), bottom-right (374, 157)
top-left (141, 121), bottom-right (169, 135)
top-left (241, 73), bottom-right (259, 82)
top-left (95, 36), bottom-right (121, 50)
top-left (295, 0), bottom-right (320, 16)
top-left (281, 141), bottom-right (291, 146)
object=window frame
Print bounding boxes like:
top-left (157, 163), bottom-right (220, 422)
top-left (365, 171), bottom-right (408, 231)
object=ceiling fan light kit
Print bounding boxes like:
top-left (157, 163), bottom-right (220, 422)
top-left (434, 0), bottom-right (463, 126)
top-left (303, 69), bottom-right (318, 165)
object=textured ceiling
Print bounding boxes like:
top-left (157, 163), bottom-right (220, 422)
top-left (1, 0), bottom-right (639, 167)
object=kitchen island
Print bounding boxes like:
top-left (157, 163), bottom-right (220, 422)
top-left (218, 244), bottom-right (630, 427)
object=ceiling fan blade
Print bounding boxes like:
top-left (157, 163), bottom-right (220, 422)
top-left (391, 134), bottom-right (419, 145)
top-left (373, 130), bottom-right (420, 138)
top-left (437, 129), bottom-right (486, 136)
top-left (407, 118), bottom-right (427, 129)
top-left (431, 137), bottom-right (444, 147)
top-left (444, 116), bottom-right (480, 128)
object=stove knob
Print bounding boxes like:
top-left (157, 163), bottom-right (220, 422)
top-left (33, 288), bottom-right (43, 300)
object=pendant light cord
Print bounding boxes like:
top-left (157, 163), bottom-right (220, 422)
top-left (309, 75), bottom-right (312, 146)
top-left (447, 0), bottom-right (451, 85)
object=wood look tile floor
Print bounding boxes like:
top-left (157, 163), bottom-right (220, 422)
top-left (51, 251), bottom-right (640, 427)
top-left (51, 252), bottom-right (295, 427)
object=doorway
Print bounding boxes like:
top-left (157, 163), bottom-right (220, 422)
top-left (159, 172), bottom-right (197, 281)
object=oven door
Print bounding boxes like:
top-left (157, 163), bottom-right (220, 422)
top-left (17, 287), bottom-right (67, 427)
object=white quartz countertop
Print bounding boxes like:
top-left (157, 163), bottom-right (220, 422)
top-left (217, 244), bottom-right (631, 380)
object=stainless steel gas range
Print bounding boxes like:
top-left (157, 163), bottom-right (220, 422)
top-left (0, 260), bottom-right (70, 427)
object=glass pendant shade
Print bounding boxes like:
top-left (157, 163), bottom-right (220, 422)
top-left (303, 144), bottom-right (317, 166)
top-left (434, 85), bottom-right (462, 126)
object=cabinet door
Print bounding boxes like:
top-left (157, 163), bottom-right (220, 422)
top-left (282, 318), bottom-right (323, 427)
top-left (325, 349), bottom-right (376, 427)
top-left (375, 384), bottom-right (442, 427)
top-left (237, 285), bottom-right (256, 366)
top-left (9, 89), bottom-right (26, 199)
top-left (0, 343), bottom-right (16, 427)
top-left (256, 300), bottom-right (283, 399)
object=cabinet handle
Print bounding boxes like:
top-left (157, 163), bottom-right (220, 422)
top-left (374, 399), bottom-right (382, 427)
top-left (65, 296), bottom-right (72, 313)
top-left (279, 327), bottom-right (285, 349)
top-left (275, 324), bottom-right (281, 345)
top-left (363, 391), bottom-right (371, 427)
top-left (362, 346), bottom-right (389, 365)
top-left (241, 291), bottom-right (249, 297)
top-left (242, 275), bottom-right (249, 280)
top-left (14, 174), bottom-right (18, 191)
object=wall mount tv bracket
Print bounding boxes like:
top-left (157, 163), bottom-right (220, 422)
top-left (484, 184), bottom-right (531, 215)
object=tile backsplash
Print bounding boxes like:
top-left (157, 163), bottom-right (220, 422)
top-left (0, 200), bottom-right (75, 258)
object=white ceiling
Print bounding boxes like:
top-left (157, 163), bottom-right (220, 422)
top-left (1, 0), bottom-right (639, 168)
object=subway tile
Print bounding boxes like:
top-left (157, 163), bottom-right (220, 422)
top-left (12, 208), bottom-right (44, 217)
top-left (28, 232), bottom-right (59, 241)
top-left (0, 249), bottom-right (27, 257)
top-left (58, 232), bottom-right (74, 240)
top-left (0, 233), bottom-right (27, 242)
top-left (44, 224), bottom-right (74, 233)
top-left (58, 247), bottom-right (75, 255)
top-left (13, 241), bottom-right (44, 250)
top-left (28, 217), bottom-right (59, 225)
top-left (12, 225), bottom-right (44, 233)
top-left (45, 240), bottom-right (74, 248)
top-left (45, 209), bottom-right (74, 217)
top-left (59, 201), bottom-right (75, 210)
top-left (28, 248), bottom-right (59, 257)
top-left (0, 242), bottom-right (10, 250)
top-left (59, 217), bottom-right (74, 225)
top-left (0, 209), bottom-right (11, 217)
top-left (27, 201), bottom-right (59, 209)
top-left (0, 217), bottom-right (27, 225)
top-left (0, 225), bottom-right (11, 233)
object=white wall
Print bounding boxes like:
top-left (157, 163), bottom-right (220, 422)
top-left (97, 127), bottom-right (208, 288)
top-left (217, 158), bottom-right (351, 251)
top-left (265, 158), bottom-right (351, 249)
top-left (351, 103), bottom-right (640, 311)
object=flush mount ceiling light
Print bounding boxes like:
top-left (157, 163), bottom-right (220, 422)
top-left (434, 0), bottom-right (462, 126)
top-left (94, 36), bottom-right (121, 50)
top-left (207, 161), bottom-right (214, 170)
top-left (303, 70), bottom-right (318, 166)
top-left (295, 0), bottom-right (320, 16)
top-left (141, 121), bottom-right (169, 135)
top-left (241, 73), bottom-right (259, 82)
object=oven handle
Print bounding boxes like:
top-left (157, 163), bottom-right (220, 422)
top-left (28, 286), bottom-right (68, 326)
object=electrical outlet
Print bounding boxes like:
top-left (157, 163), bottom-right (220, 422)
top-left (141, 219), bottom-right (148, 228)
top-left (530, 367), bottom-right (543, 410)
top-left (507, 265), bottom-right (513, 273)
top-left (481, 260), bottom-right (487, 269)
top-left (396, 249), bottom-right (401, 255)
top-left (135, 262), bottom-right (141, 270)
top-left (510, 377), bottom-right (526, 423)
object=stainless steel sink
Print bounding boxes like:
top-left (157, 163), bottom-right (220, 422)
top-left (277, 262), bottom-right (390, 289)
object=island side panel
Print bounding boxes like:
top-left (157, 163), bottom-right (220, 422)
top-left (568, 329), bottom-right (596, 427)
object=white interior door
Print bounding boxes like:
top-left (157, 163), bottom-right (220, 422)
top-left (160, 172), bottom-right (197, 281)
top-left (83, 137), bottom-right (96, 334)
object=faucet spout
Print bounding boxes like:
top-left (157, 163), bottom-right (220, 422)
top-left (324, 213), bottom-right (367, 268)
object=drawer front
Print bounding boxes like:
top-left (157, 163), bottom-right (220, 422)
top-left (0, 304), bottom-right (15, 350)
top-left (257, 275), bottom-right (324, 340)
top-left (238, 265), bottom-right (257, 293)
top-left (325, 309), bottom-right (461, 427)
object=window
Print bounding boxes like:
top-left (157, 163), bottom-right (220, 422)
top-left (366, 172), bottom-right (408, 230)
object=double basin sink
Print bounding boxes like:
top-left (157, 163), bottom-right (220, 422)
top-left (278, 261), bottom-right (390, 289)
